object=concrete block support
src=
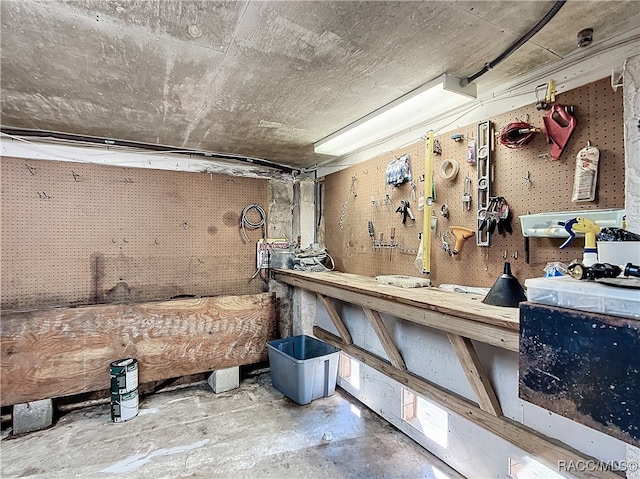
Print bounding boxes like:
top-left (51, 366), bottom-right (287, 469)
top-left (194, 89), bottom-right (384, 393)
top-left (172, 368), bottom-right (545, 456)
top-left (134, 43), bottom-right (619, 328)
top-left (207, 366), bottom-right (240, 394)
top-left (12, 399), bottom-right (53, 435)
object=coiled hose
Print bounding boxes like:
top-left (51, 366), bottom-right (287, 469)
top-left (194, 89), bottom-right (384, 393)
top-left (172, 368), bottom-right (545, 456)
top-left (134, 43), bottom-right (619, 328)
top-left (241, 204), bottom-right (266, 242)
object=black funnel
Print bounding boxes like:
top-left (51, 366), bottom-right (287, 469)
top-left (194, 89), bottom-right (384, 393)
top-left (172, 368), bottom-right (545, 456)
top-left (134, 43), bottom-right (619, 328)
top-left (482, 262), bottom-right (527, 308)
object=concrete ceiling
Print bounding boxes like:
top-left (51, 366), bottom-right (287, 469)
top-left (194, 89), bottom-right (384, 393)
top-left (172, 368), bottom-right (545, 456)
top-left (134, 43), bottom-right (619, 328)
top-left (1, 1), bottom-right (638, 170)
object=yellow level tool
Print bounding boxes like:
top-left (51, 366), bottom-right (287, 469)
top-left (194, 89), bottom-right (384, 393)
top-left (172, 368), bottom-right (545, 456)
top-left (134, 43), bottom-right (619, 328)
top-left (422, 131), bottom-right (434, 274)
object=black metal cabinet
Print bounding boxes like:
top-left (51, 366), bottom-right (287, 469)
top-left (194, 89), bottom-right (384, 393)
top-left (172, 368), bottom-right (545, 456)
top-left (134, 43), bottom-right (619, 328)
top-left (519, 302), bottom-right (639, 446)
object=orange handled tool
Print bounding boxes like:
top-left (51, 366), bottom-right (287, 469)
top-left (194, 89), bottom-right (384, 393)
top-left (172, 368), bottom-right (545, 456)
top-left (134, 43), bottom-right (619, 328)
top-left (449, 226), bottom-right (475, 258)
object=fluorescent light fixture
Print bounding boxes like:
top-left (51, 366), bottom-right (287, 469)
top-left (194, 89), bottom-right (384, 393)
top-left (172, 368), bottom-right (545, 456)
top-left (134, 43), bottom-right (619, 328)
top-left (314, 74), bottom-right (476, 156)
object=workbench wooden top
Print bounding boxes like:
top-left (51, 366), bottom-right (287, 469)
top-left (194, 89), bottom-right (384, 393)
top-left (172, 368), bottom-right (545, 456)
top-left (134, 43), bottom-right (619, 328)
top-left (273, 270), bottom-right (519, 331)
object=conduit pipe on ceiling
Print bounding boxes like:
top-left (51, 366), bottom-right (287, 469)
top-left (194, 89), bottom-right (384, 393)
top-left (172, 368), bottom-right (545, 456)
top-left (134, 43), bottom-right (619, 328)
top-left (460, 0), bottom-right (567, 86)
top-left (0, 127), bottom-right (297, 175)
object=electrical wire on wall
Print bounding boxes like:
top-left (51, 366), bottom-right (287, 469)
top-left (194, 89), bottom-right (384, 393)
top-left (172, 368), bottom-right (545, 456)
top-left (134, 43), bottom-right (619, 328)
top-left (240, 204), bottom-right (270, 285)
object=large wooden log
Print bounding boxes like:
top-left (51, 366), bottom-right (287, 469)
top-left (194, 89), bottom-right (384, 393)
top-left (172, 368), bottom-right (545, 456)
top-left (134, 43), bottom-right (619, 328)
top-left (1, 294), bottom-right (276, 406)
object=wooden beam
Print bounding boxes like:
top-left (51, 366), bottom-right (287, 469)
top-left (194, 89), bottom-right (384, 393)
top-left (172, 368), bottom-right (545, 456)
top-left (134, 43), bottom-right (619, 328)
top-left (362, 307), bottom-right (406, 370)
top-left (447, 333), bottom-right (502, 417)
top-left (315, 327), bottom-right (618, 479)
top-left (275, 272), bottom-right (518, 351)
top-left (1, 294), bottom-right (276, 406)
top-left (316, 293), bottom-right (353, 344)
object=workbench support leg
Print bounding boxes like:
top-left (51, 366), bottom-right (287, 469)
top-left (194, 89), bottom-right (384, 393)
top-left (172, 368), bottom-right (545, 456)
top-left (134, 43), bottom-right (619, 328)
top-left (447, 333), bottom-right (502, 416)
top-left (317, 293), bottom-right (353, 344)
top-left (362, 307), bottom-right (406, 370)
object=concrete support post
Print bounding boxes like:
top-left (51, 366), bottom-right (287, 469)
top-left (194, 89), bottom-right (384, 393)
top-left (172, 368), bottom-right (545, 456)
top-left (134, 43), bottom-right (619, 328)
top-left (267, 179), bottom-right (294, 240)
top-left (299, 180), bottom-right (316, 248)
top-left (207, 366), bottom-right (240, 394)
top-left (12, 399), bottom-right (53, 435)
top-left (291, 178), bottom-right (315, 249)
top-left (293, 288), bottom-right (317, 337)
top-left (624, 54), bottom-right (640, 232)
top-left (268, 177), bottom-right (317, 339)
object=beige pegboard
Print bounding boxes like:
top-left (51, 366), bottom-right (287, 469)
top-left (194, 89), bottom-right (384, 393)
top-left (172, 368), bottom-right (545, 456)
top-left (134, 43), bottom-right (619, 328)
top-left (322, 78), bottom-right (625, 287)
top-left (1, 158), bottom-right (268, 310)
top-left (323, 139), bottom-right (427, 276)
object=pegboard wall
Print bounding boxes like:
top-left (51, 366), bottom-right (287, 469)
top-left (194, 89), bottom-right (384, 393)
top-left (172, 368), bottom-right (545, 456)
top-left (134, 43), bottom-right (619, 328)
top-left (1, 158), bottom-right (269, 310)
top-left (322, 78), bottom-right (625, 287)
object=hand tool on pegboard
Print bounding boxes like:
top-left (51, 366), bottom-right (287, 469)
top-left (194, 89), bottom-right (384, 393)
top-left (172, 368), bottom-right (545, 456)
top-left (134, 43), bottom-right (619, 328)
top-left (462, 173), bottom-right (472, 211)
top-left (449, 226), bottom-right (475, 259)
top-left (478, 197), bottom-right (498, 235)
top-left (396, 200), bottom-right (415, 224)
top-left (368, 220), bottom-right (375, 247)
top-left (476, 121), bottom-right (492, 246)
top-left (370, 195), bottom-right (379, 217)
top-left (498, 198), bottom-right (513, 236)
top-left (496, 198), bottom-right (513, 236)
top-left (390, 228), bottom-right (395, 260)
top-left (479, 197), bottom-right (513, 238)
top-left (543, 105), bottom-right (577, 161)
top-left (535, 79), bottom-right (556, 110)
top-left (436, 231), bottom-right (451, 255)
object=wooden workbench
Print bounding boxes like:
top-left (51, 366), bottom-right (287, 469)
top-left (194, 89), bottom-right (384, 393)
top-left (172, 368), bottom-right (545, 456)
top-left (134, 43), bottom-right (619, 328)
top-left (273, 269), bottom-right (618, 479)
top-left (273, 270), bottom-right (519, 351)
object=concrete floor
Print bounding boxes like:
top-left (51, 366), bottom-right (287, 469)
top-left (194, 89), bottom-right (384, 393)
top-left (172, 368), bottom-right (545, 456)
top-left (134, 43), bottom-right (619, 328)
top-left (1, 372), bottom-right (464, 479)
